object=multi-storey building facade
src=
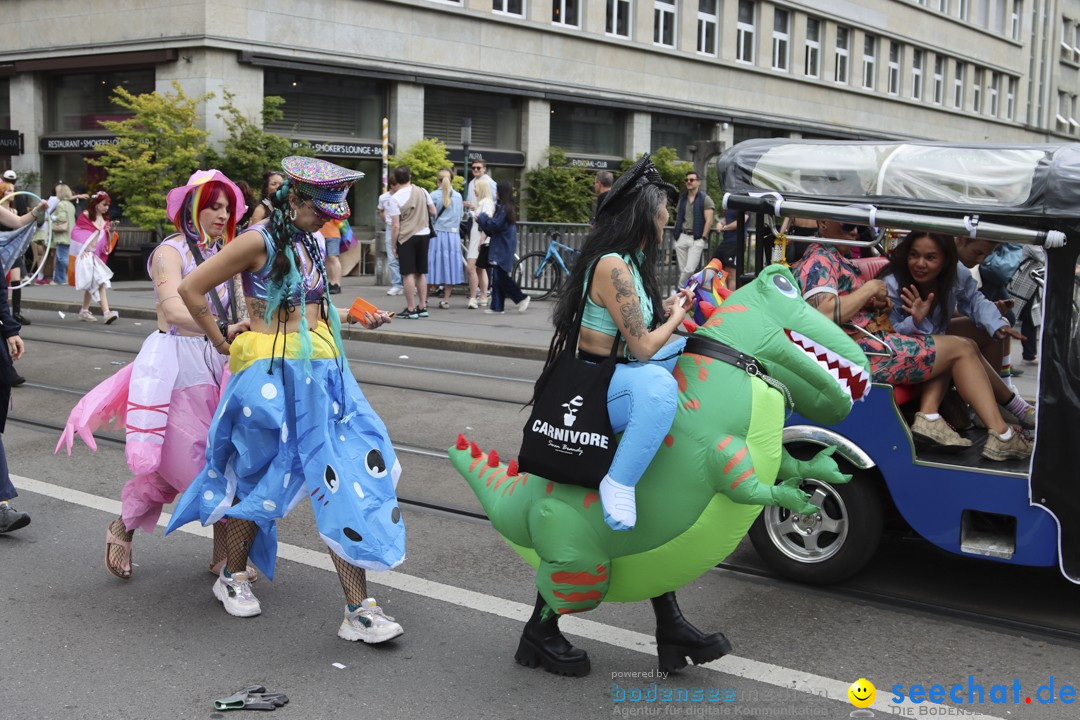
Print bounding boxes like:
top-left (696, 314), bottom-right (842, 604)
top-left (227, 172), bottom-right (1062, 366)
top-left (2, 0), bottom-right (1079, 227)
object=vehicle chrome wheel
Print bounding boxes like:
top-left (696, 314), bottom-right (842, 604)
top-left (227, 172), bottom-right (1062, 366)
top-left (762, 480), bottom-right (848, 564)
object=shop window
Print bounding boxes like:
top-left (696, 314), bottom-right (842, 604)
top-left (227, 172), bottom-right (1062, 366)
top-left (423, 88), bottom-right (521, 151)
top-left (651, 115), bottom-right (715, 159)
top-left (46, 69), bottom-right (154, 133)
top-left (265, 71), bottom-right (386, 139)
top-left (550, 102), bottom-right (623, 156)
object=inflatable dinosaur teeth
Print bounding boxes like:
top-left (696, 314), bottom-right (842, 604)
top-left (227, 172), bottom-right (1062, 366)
top-left (784, 329), bottom-right (871, 402)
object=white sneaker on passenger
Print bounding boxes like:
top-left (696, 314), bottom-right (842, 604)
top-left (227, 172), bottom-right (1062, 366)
top-left (337, 598), bottom-right (403, 644)
top-left (213, 569), bottom-right (262, 618)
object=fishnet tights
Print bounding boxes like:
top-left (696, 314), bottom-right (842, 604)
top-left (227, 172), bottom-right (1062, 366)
top-left (223, 518), bottom-right (259, 574)
top-left (329, 549), bottom-right (368, 605)
top-left (211, 521), bottom-right (228, 568)
top-left (107, 517), bottom-right (134, 571)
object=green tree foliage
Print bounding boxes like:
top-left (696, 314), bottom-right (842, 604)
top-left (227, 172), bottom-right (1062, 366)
top-left (203, 92), bottom-right (314, 189)
top-left (390, 138), bottom-right (464, 192)
top-left (522, 147), bottom-right (596, 223)
top-left (90, 81), bottom-right (210, 233)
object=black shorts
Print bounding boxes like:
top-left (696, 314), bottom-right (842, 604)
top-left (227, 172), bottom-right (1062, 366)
top-left (711, 242), bottom-right (737, 268)
top-left (398, 233), bottom-right (430, 275)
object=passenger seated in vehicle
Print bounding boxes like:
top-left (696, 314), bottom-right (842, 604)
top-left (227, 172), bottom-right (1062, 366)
top-left (791, 223), bottom-right (1031, 461)
top-left (877, 231), bottom-right (1033, 460)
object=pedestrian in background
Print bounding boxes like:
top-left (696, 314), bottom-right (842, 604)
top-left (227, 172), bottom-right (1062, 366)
top-left (248, 170), bottom-right (284, 226)
top-left (1, 171), bottom-right (31, 325)
top-left (72, 191), bottom-right (118, 323)
top-left (673, 170), bottom-right (715, 288)
top-left (378, 176), bottom-right (403, 296)
top-left (467, 179), bottom-right (495, 308)
top-left (320, 218), bottom-right (343, 294)
top-left (428, 168), bottom-right (465, 309)
top-left (478, 181), bottom-right (530, 314)
top-left (50, 183), bottom-right (77, 285)
top-left (391, 165), bottom-right (436, 319)
top-left (590, 170), bottom-right (613, 224)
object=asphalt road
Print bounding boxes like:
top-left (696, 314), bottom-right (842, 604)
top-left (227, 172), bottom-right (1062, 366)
top-left (1, 306), bottom-right (1076, 720)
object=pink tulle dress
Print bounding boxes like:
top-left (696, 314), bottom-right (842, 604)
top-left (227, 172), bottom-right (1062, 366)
top-left (56, 236), bottom-right (231, 533)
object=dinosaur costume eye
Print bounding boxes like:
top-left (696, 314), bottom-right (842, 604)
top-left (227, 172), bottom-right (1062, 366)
top-left (366, 449), bottom-right (388, 478)
top-left (324, 465), bottom-right (340, 493)
top-left (772, 274), bottom-right (798, 298)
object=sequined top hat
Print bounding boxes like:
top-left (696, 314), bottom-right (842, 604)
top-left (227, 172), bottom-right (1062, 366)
top-left (165, 169), bottom-right (247, 227)
top-left (595, 154), bottom-right (677, 220)
top-left (281, 156), bottom-right (365, 221)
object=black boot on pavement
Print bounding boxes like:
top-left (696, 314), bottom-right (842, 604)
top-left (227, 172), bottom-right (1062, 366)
top-left (651, 591), bottom-right (732, 672)
top-left (514, 592), bottom-right (590, 677)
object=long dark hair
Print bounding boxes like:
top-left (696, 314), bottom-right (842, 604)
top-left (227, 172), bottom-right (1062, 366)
top-left (261, 170), bottom-right (284, 199)
top-left (878, 230), bottom-right (957, 328)
top-left (544, 183), bottom-right (667, 369)
top-left (496, 180), bottom-right (517, 225)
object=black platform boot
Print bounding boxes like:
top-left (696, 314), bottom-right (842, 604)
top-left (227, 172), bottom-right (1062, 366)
top-left (651, 591), bottom-right (732, 672)
top-left (514, 593), bottom-right (591, 677)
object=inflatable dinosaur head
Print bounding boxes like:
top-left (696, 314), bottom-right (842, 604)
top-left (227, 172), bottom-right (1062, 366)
top-left (697, 264), bottom-right (870, 424)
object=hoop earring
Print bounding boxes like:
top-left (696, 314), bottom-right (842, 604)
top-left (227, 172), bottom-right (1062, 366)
top-left (288, 207), bottom-right (298, 222)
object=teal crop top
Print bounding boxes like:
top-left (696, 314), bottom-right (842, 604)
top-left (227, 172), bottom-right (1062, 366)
top-left (581, 252), bottom-right (653, 336)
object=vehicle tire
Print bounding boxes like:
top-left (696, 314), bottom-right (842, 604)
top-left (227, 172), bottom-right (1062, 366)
top-left (514, 252), bottom-right (562, 300)
top-left (747, 450), bottom-right (883, 585)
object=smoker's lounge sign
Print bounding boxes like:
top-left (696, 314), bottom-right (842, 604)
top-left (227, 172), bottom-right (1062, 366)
top-left (293, 140), bottom-right (392, 157)
top-left (0, 130), bottom-right (23, 155)
top-left (39, 136), bottom-right (119, 153)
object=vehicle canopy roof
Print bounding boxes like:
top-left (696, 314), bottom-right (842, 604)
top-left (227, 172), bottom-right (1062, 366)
top-left (717, 139), bottom-right (1080, 221)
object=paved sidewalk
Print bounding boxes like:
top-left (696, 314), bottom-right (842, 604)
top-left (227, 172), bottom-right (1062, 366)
top-left (21, 276), bottom-right (554, 360)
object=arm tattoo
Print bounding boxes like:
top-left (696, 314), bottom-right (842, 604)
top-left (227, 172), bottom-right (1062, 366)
top-left (610, 267), bottom-right (636, 304)
top-left (610, 266), bottom-right (646, 338)
top-left (193, 304), bottom-right (211, 318)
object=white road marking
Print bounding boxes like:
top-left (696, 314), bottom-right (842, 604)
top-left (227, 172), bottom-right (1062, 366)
top-left (15, 474), bottom-right (1005, 719)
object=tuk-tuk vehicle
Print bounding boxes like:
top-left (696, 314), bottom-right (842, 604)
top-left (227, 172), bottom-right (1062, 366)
top-left (715, 140), bottom-right (1080, 585)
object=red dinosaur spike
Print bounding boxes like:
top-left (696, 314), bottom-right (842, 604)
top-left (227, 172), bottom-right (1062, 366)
top-left (456, 434), bottom-right (469, 450)
top-left (681, 318), bottom-right (699, 334)
top-left (487, 450), bottom-right (500, 467)
top-left (506, 459), bottom-right (519, 476)
top-left (700, 300), bottom-right (718, 318)
top-left (470, 441), bottom-right (482, 458)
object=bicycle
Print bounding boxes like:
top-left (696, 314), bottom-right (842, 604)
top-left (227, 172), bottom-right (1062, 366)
top-left (513, 232), bottom-right (579, 300)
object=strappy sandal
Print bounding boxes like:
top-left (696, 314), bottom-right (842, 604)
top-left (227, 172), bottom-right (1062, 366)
top-left (105, 523), bottom-right (133, 580)
top-left (209, 558), bottom-right (260, 583)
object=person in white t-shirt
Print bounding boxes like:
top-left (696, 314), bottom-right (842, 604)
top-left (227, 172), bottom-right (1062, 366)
top-left (390, 166), bottom-right (436, 318)
top-left (377, 177), bottom-right (403, 295)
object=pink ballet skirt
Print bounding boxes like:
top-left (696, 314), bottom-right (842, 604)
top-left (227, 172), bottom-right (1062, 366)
top-left (56, 332), bottom-right (228, 533)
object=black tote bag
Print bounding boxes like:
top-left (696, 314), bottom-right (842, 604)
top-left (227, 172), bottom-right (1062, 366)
top-left (518, 284), bottom-right (619, 489)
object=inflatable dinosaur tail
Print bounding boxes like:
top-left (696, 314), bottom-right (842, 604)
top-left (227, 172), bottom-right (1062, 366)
top-left (449, 434), bottom-right (542, 548)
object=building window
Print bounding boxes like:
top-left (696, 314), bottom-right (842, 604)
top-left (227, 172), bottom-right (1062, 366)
top-left (1072, 95), bottom-right (1079, 133)
top-left (772, 8), bottom-right (790, 71)
top-left (959, 0), bottom-right (969, 20)
top-left (47, 68), bottom-right (155, 133)
top-left (697, 0), bottom-right (719, 54)
top-left (1007, 76), bottom-right (1017, 119)
top-left (911, 48), bottom-right (924, 100)
top-left (424, 87), bottom-right (521, 151)
top-left (888, 41), bottom-right (901, 95)
top-left (932, 55), bottom-right (945, 103)
top-left (862, 34), bottom-right (877, 90)
top-left (265, 71), bottom-right (386, 139)
top-left (607, 0), bottom-right (631, 36)
top-left (550, 102), bottom-right (624, 156)
top-left (1062, 17), bottom-right (1074, 61)
top-left (493, 0), bottom-right (524, 15)
top-left (805, 18), bottom-right (821, 78)
top-left (954, 60), bottom-right (966, 107)
top-left (737, 0), bottom-right (756, 64)
top-left (989, 72), bottom-right (1001, 115)
top-left (1056, 91), bottom-right (1070, 131)
top-left (1011, 0), bottom-right (1022, 39)
top-left (938, 0), bottom-right (949, 12)
top-left (973, 67), bottom-right (983, 112)
top-left (552, 0), bottom-right (579, 26)
top-left (652, 115), bottom-right (717, 159)
top-left (654, 0), bottom-right (676, 46)
top-left (835, 27), bottom-right (850, 84)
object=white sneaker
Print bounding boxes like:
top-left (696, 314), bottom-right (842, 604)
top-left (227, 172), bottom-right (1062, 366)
top-left (517, 295), bottom-right (531, 313)
top-left (337, 598), bottom-right (403, 644)
top-left (467, 297), bottom-right (479, 309)
top-left (386, 286), bottom-right (404, 296)
top-left (212, 569), bottom-right (262, 618)
top-left (599, 475), bottom-right (636, 531)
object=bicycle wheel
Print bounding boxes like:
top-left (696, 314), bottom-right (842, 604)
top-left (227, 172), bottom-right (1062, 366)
top-left (514, 252), bottom-right (562, 300)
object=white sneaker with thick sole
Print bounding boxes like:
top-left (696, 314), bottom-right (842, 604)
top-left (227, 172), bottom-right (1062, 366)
top-left (213, 569), bottom-right (262, 617)
top-left (386, 286), bottom-right (404, 296)
top-left (337, 598), bottom-right (403, 644)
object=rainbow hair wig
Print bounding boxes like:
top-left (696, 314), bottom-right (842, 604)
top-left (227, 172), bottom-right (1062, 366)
top-left (174, 180), bottom-right (238, 251)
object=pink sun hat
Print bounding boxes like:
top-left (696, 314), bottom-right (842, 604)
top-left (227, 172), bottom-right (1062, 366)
top-left (165, 169), bottom-right (247, 226)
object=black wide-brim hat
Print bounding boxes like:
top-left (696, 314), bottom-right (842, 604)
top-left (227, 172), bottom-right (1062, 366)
top-left (594, 154), bottom-right (677, 219)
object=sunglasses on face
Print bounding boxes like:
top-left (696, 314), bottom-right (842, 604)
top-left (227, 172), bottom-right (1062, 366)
top-left (840, 223), bottom-right (865, 233)
top-left (686, 178), bottom-right (698, 183)
top-left (471, 166), bottom-right (483, 171)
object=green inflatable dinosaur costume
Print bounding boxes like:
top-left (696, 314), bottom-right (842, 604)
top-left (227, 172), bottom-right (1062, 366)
top-left (450, 265), bottom-right (871, 673)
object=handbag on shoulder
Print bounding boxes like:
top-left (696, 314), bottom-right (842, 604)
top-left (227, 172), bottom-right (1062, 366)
top-left (518, 280), bottom-right (619, 489)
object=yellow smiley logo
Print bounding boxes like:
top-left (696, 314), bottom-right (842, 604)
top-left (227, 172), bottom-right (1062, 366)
top-left (848, 678), bottom-right (876, 708)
